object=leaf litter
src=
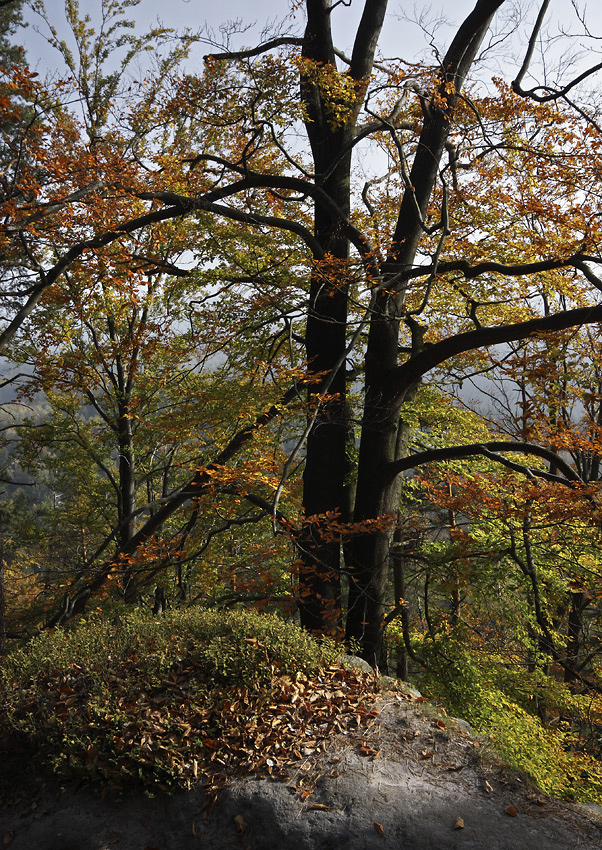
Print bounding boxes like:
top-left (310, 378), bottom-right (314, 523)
top-left (2, 653), bottom-right (390, 802)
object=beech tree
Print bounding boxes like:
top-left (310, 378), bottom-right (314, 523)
top-left (4, 0), bottom-right (602, 668)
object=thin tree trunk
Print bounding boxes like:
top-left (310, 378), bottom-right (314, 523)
top-left (0, 511), bottom-right (6, 657)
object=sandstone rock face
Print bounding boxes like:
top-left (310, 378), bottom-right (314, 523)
top-left (1, 697), bottom-right (601, 850)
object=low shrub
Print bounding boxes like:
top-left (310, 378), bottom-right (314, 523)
top-left (0, 608), bottom-right (374, 794)
top-left (414, 636), bottom-right (602, 804)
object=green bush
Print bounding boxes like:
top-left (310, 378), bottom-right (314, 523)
top-left (415, 636), bottom-right (602, 804)
top-left (0, 607), bottom-right (341, 791)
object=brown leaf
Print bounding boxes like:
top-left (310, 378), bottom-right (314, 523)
top-left (307, 803), bottom-right (334, 811)
top-left (234, 814), bottom-right (247, 834)
top-left (85, 743), bottom-right (99, 766)
top-left (373, 821), bottom-right (386, 838)
top-left (3, 831), bottom-right (15, 846)
top-left (454, 816), bottom-right (465, 830)
top-left (421, 750), bottom-right (434, 759)
top-left (505, 805), bottom-right (518, 817)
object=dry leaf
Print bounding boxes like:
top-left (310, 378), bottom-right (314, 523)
top-left (454, 816), bottom-right (465, 830)
top-left (3, 831), bottom-right (15, 847)
top-left (484, 780), bottom-right (493, 793)
top-left (234, 814), bottom-right (247, 834)
top-left (307, 803), bottom-right (334, 811)
top-left (421, 749), bottom-right (434, 759)
top-left (505, 805), bottom-right (518, 817)
top-left (373, 821), bottom-right (386, 837)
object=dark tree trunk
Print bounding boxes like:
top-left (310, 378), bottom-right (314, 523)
top-left (297, 0), bottom-right (387, 636)
top-left (345, 0), bottom-right (504, 667)
top-left (118, 403), bottom-right (136, 549)
top-left (391, 520), bottom-right (408, 680)
top-left (0, 510), bottom-right (6, 656)
top-left (564, 590), bottom-right (589, 686)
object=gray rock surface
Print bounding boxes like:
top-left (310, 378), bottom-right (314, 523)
top-left (1, 697), bottom-right (601, 850)
top-left (338, 654), bottom-right (375, 675)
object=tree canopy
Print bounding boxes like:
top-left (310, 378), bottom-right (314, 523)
top-left (2, 1), bottom-right (602, 772)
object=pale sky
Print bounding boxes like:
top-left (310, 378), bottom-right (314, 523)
top-left (20, 1), bottom-right (598, 78)
top-left (17, 1), bottom-right (602, 101)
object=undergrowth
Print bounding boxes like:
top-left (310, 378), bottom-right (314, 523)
top-left (0, 608), bottom-right (379, 795)
top-left (413, 635), bottom-right (602, 805)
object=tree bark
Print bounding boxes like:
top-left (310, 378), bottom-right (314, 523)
top-left (346, 0), bottom-right (505, 667)
top-left (298, 0), bottom-right (387, 636)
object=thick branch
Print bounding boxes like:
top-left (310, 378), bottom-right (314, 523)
top-left (405, 253), bottom-right (587, 283)
top-left (392, 304), bottom-right (602, 400)
top-left (204, 37), bottom-right (304, 63)
top-left (349, 0), bottom-right (388, 81)
top-left (386, 440), bottom-right (584, 487)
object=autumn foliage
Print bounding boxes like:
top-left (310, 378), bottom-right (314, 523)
top-left (3, 0), bottom-right (602, 804)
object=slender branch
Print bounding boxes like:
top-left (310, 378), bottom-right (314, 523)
top-left (512, 0), bottom-right (551, 93)
top-left (204, 37), bottom-right (304, 63)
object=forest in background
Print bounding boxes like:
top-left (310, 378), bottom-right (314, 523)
top-left (2, 0), bottom-right (602, 799)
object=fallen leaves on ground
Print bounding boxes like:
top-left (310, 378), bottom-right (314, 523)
top-left (373, 821), bottom-right (386, 837)
top-left (1, 657), bottom-right (387, 798)
top-left (234, 814), bottom-right (247, 833)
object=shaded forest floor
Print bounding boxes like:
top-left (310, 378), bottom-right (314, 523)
top-left (2, 692), bottom-right (601, 850)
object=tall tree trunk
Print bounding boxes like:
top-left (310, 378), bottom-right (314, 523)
top-left (118, 402), bottom-right (136, 550)
top-left (346, 0), bottom-right (503, 667)
top-left (298, 0), bottom-right (387, 636)
top-left (564, 590), bottom-right (588, 687)
top-left (0, 510), bottom-right (6, 657)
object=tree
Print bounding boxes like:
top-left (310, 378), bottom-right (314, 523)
top-left (4, 0), bottom-right (602, 669)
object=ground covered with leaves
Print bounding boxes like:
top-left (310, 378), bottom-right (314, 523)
top-left (0, 609), bottom-right (381, 798)
top-left (2, 611), bottom-right (602, 849)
